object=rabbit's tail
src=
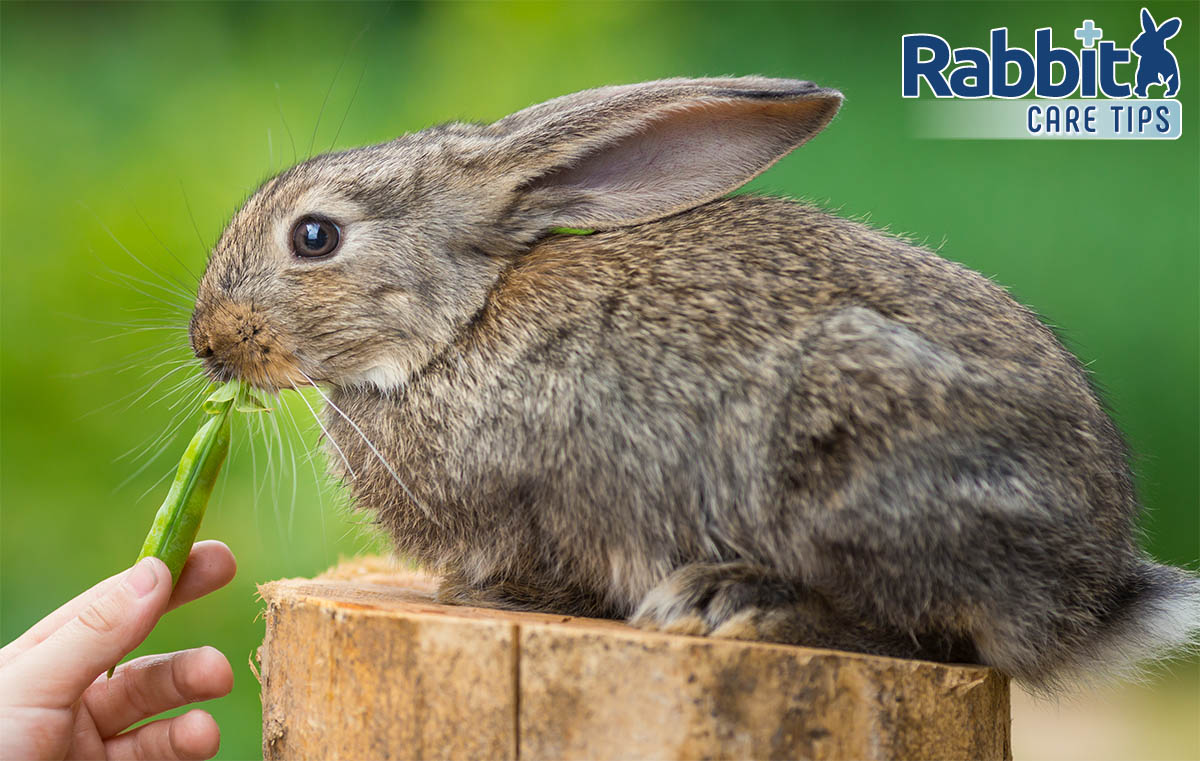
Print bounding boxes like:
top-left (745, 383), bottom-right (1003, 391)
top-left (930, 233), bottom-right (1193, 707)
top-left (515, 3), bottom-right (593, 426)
top-left (1104, 561), bottom-right (1200, 668)
top-left (1028, 561), bottom-right (1200, 691)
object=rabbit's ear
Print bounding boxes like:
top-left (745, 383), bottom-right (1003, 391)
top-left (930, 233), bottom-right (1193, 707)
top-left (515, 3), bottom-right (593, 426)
top-left (1158, 16), bottom-right (1181, 38)
top-left (1141, 7), bottom-right (1157, 32)
top-left (490, 78), bottom-right (842, 229)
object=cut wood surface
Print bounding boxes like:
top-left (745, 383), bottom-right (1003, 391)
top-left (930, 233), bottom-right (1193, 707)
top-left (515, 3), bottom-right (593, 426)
top-left (258, 557), bottom-right (1011, 761)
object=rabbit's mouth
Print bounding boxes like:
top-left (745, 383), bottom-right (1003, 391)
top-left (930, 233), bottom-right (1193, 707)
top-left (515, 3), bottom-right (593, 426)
top-left (190, 299), bottom-right (308, 393)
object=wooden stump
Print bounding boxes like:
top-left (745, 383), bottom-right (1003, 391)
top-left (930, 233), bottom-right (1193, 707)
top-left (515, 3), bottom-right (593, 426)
top-left (258, 557), bottom-right (1011, 761)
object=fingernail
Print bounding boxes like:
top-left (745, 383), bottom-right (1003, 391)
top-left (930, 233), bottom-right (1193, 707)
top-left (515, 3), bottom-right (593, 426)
top-left (127, 557), bottom-right (161, 597)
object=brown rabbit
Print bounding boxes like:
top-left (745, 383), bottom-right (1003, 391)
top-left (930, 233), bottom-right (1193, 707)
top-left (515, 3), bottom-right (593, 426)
top-left (190, 77), bottom-right (1198, 690)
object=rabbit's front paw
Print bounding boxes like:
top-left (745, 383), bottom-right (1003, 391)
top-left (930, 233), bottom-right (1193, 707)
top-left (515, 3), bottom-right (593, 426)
top-left (630, 562), bottom-right (799, 639)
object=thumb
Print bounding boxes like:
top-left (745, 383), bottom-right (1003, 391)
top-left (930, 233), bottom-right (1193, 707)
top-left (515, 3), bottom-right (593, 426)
top-left (5, 557), bottom-right (171, 708)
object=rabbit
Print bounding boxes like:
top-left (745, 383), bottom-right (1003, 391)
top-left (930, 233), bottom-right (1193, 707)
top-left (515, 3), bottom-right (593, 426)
top-left (189, 77), bottom-right (1199, 690)
top-left (1132, 7), bottom-right (1181, 98)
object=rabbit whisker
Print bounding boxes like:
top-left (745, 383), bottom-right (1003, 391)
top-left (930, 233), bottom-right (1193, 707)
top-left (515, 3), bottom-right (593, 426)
top-left (329, 60), bottom-right (367, 153)
top-left (81, 205), bottom-right (197, 301)
top-left (134, 207), bottom-right (202, 285)
top-left (275, 83), bottom-right (298, 166)
top-left (280, 391), bottom-right (329, 552)
top-left (91, 270), bottom-right (191, 314)
top-left (178, 180), bottom-right (211, 255)
top-left (289, 380), bottom-right (357, 480)
top-left (296, 369), bottom-right (438, 526)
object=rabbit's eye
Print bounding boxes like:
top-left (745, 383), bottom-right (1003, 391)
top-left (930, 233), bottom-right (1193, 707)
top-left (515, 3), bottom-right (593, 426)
top-left (291, 217), bottom-right (341, 258)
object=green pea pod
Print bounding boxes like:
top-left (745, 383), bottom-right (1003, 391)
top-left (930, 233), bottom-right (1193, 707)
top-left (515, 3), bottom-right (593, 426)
top-left (136, 399), bottom-right (233, 582)
top-left (109, 381), bottom-right (265, 678)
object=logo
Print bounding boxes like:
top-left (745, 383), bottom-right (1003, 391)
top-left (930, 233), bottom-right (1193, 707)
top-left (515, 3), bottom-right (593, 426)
top-left (902, 7), bottom-right (1182, 139)
top-left (1131, 8), bottom-right (1181, 97)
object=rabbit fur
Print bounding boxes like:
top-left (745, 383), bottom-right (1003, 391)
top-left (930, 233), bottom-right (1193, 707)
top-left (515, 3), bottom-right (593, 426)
top-left (190, 77), bottom-right (1199, 690)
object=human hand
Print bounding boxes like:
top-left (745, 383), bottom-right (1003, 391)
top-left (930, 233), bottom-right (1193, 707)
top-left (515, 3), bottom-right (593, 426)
top-left (0, 541), bottom-right (237, 760)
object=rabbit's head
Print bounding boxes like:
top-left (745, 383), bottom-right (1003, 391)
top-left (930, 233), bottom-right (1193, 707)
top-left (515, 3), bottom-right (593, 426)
top-left (190, 77), bottom-right (842, 392)
top-left (1131, 7), bottom-right (1181, 58)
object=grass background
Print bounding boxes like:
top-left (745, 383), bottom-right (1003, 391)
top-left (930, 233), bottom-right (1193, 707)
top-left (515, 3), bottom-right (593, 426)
top-left (2, 2), bottom-right (1196, 759)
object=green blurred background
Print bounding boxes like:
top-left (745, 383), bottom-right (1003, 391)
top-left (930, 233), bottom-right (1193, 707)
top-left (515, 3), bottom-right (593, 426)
top-left (2, 2), bottom-right (1196, 759)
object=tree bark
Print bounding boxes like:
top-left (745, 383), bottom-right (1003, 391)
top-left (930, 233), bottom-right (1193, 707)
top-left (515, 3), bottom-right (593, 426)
top-left (258, 557), bottom-right (1011, 761)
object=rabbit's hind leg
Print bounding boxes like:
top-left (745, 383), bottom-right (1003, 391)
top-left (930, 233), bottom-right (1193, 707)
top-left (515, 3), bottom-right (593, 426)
top-left (436, 568), bottom-right (621, 618)
top-left (630, 562), bottom-right (797, 636)
top-left (630, 561), bottom-right (975, 661)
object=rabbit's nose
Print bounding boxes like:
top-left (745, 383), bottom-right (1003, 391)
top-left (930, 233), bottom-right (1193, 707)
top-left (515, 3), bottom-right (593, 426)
top-left (189, 302), bottom-right (247, 381)
top-left (195, 338), bottom-right (215, 359)
top-left (188, 298), bottom-right (305, 391)
top-left (188, 308), bottom-right (217, 359)
top-left (190, 328), bottom-right (234, 383)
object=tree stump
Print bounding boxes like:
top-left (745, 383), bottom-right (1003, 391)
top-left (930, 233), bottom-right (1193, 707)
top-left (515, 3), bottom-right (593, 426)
top-left (257, 557), bottom-right (1011, 761)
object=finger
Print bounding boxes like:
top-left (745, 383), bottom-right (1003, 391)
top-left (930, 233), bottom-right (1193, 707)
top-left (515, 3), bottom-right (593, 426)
top-left (104, 709), bottom-right (220, 761)
top-left (0, 542), bottom-right (233, 668)
top-left (166, 541), bottom-right (237, 614)
top-left (65, 696), bottom-right (107, 760)
top-left (0, 569), bottom-right (129, 667)
top-left (3, 557), bottom-right (171, 708)
top-left (85, 647), bottom-right (233, 737)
